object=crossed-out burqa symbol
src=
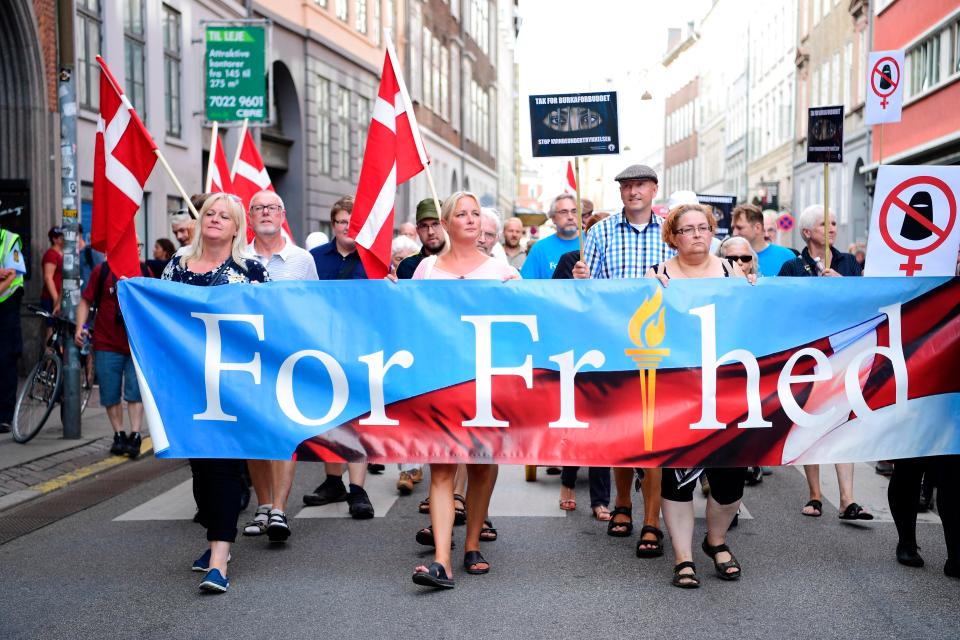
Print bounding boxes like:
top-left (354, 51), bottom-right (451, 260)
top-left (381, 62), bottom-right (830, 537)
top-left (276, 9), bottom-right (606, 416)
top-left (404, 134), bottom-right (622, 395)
top-left (878, 175), bottom-right (957, 276)
top-left (871, 56), bottom-right (900, 109)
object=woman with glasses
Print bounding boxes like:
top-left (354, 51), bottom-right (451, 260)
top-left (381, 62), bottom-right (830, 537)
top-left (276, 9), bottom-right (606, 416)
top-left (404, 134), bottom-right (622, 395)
top-left (645, 204), bottom-right (750, 589)
top-left (161, 193), bottom-right (269, 593)
top-left (717, 236), bottom-right (760, 278)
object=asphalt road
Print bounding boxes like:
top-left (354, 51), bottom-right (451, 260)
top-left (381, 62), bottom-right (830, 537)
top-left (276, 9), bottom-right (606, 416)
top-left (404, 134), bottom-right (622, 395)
top-left (0, 461), bottom-right (957, 639)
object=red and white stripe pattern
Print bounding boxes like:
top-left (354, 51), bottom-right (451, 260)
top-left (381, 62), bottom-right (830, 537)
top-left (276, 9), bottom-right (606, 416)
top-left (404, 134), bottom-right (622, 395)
top-left (349, 41), bottom-right (430, 279)
top-left (207, 129), bottom-right (233, 194)
top-left (92, 56), bottom-right (158, 279)
top-left (565, 161), bottom-right (577, 194)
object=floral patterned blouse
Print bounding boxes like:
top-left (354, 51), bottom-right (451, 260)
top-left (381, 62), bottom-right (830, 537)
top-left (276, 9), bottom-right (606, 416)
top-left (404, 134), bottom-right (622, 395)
top-left (161, 255), bottom-right (269, 286)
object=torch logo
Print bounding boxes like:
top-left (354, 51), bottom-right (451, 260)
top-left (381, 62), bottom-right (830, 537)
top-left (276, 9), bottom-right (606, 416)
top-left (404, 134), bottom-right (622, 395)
top-left (625, 288), bottom-right (669, 451)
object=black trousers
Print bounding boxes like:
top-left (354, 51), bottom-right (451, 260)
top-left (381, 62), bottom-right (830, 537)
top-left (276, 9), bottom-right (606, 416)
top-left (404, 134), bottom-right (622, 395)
top-left (662, 468), bottom-right (746, 505)
top-left (888, 456), bottom-right (959, 562)
top-left (0, 293), bottom-right (23, 425)
top-left (190, 458), bottom-right (246, 543)
top-left (560, 466), bottom-right (611, 508)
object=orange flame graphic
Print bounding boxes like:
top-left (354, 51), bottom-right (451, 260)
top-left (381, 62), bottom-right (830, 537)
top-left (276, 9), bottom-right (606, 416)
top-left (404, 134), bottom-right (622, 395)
top-left (627, 288), bottom-right (666, 348)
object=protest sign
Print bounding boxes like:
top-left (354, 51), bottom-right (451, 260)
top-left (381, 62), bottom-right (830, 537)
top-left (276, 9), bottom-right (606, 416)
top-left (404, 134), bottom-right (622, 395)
top-left (528, 92), bottom-right (619, 157)
top-left (865, 165), bottom-right (960, 276)
top-left (806, 106), bottom-right (844, 163)
top-left (865, 50), bottom-right (905, 125)
top-left (119, 277), bottom-right (960, 467)
top-left (697, 194), bottom-right (737, 238)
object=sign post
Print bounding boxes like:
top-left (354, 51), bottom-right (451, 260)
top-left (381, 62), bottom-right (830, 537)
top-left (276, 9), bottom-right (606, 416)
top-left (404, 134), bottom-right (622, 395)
top-left (807, 106), bottom-right (844, 271)
top-left (528, 90), bottom-right (620, 260)
top-left (204, 22), bottom-right (269, 124)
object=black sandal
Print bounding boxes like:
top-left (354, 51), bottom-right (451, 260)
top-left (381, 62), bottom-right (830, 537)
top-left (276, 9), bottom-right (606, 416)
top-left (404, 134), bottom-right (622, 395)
top-left (636, 525), bottom-right (665, 558)
top-left (418, 497), bottom-right (431, 514)
top-left (415, 525), bottom-right (455, 548)
top-left (839, 502), bottom-right (874, 521)
top-left (607, 506), bottom-right (633, 538)
top-left (412, 562), bottom-right (454, 589)
top-left (480, 519), bottom-right (497, 542)
top-left (463, 550), bottom-right (490, 575)
top-left (802, 499), bottom-right (823, 517)
top-left (453, 493), bottom-right (467, 526)
top-left (672, 561), bottom-right (700, 589)
top-left (702, 537), bottom-right (742, 580)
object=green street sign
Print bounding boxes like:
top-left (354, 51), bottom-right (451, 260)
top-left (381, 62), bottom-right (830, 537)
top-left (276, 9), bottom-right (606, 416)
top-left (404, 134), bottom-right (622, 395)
top-left (205, 25), bottom-right (267, 122)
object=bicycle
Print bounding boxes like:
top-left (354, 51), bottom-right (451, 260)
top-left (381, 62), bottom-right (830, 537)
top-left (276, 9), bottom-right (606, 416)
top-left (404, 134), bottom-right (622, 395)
top-left (11, 305), bottom-right (94, 443)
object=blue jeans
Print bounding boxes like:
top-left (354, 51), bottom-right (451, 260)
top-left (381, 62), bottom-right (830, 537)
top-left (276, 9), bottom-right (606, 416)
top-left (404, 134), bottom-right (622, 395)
top-left (94, 350), bottom-right (141, 407)
top-left (561, 467), bottom-right (611, 508)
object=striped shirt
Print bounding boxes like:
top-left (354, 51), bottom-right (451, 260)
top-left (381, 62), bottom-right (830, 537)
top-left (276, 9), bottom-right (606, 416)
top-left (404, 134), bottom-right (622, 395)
top-left (247, 239), bottom-right (319, 281)
top-left (583, 210), bottom-right (676, 279)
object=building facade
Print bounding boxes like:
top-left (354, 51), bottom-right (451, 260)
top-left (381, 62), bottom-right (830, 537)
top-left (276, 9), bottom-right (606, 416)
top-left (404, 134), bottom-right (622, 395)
top-left (868, 0), bottom-right (960, 172)
top-left (662, 25), bottom-right (700, 198)
top-left (792, 0), bottom-right (871, 248)
top-left (746, 0), bottom-right (796, 214)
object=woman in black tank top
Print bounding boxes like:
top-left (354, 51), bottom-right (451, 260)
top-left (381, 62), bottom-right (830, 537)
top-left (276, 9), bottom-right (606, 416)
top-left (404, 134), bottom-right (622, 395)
top-left (644, 204), bottom-right (749, 589)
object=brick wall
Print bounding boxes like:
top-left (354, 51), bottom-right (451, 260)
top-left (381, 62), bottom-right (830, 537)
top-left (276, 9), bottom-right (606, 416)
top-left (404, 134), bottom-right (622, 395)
top-left (33, 0), bottom-right (57, 112)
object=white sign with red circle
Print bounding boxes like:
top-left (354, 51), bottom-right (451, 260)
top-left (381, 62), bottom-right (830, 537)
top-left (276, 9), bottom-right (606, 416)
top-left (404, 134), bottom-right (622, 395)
top-left (865, 165), bottom-right (960, 277)
top-left (865, 50), bottom-right (904, 125)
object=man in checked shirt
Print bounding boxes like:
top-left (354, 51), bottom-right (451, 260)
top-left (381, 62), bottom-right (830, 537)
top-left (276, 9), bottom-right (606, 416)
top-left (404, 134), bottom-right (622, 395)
top-left (572, 163), bottom-right (675, 561)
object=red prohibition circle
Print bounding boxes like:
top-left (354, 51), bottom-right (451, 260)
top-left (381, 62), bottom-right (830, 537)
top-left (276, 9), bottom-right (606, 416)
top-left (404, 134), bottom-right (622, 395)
top-left (878, 175), bottom-right (957, 259)
top-left (871, 56), bottom-right (901, 99)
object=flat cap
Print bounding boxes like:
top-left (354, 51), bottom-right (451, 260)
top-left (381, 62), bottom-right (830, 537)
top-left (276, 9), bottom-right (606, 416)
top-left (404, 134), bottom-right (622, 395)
top-left (614, 164), bottom-right (658, 183)
top-left (415, 197), bottom-right (439, 223)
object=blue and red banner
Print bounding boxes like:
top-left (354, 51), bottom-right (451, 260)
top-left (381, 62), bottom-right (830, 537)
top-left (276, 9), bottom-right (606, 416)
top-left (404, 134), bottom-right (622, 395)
top-left (118, 277), bottom-right (960, 467)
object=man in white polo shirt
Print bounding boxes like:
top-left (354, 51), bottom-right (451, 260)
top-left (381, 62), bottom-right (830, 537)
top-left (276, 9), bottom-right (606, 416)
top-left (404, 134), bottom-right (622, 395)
top-left (244, 190), bottom-right (318, 543)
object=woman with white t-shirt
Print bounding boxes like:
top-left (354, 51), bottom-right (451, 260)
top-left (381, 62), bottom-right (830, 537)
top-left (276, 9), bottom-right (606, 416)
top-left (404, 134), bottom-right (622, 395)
top-left (410, 191), bottom-right (519, 589)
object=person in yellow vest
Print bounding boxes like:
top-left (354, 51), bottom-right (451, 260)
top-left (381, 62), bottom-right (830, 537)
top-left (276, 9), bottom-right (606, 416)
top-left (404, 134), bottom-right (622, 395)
top-left (0, 225), bottom-right (26, 433)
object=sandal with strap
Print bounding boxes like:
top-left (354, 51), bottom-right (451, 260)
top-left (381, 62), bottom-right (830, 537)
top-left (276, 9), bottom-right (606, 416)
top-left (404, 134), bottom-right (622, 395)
top-left (839, 502), bottom-right (874, 521)
top-left (636, 525), bottom-right (665, 558)
top-left (672, 561), bottom-right (700, 589)
top-left (242, 505), bottom-right (270, 536)
top-left (412, 562), bottom-right (455, 589)
top-left (418, 497), bottom-right (431, 514)
top-left (453, 493), bottom-right (467, 526)
top-left (415, 525), bottom-right (455, 548)
top-left (463, 550), bottom-right (490, 575)
top-left (801, 499), bottom-right (823, 517)
top-left (607, 506), bottom-right (633, 538)
top-left (480, 519), bottom-right (498, 542)
top-left (702, 537), bottom-right (742, 580)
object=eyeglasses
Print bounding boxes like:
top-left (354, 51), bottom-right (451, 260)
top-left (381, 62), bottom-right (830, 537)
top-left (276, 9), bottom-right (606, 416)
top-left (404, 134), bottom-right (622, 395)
top-left (725, 254), bottom-right (753, 264)
top-left (417, 221), bottom-right (442, 231)
top-left (676, 224), bottom-right (712, 236)
top-left (251, 204), bottom-right (282, 214)
top-left (333, 219), bottom-right (350, 226)
top-left (554, 208), bottom-right (578, 215)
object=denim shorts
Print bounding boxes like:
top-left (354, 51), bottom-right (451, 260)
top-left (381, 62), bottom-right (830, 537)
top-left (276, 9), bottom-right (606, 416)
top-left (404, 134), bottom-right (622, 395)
top-left (94, 350), bottom-right (141, 406)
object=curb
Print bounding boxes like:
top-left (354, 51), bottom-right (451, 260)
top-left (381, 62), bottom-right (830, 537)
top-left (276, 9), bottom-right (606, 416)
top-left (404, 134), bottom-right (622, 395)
top-left (0, 437), bottom-right (153, 514)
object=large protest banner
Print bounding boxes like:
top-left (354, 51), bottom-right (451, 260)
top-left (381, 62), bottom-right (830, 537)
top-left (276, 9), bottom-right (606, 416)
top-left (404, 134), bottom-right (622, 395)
top-left (118, 277), bottom-right (960, 467)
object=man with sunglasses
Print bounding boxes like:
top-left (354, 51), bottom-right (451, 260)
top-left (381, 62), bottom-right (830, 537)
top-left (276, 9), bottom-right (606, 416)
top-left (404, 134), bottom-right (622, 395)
top-left (731, 204), bottom-right (795, 277)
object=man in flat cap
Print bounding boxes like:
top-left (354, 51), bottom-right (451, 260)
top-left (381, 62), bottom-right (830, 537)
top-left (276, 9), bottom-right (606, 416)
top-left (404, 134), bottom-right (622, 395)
top-left (573, 163), bottom-right (675, 562)
top-left (396, 198), bottom-right (447, 280)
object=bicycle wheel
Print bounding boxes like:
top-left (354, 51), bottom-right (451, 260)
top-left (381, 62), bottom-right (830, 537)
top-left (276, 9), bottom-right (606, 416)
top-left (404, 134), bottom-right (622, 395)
top-left (12, 354), bottom-right (63, 443)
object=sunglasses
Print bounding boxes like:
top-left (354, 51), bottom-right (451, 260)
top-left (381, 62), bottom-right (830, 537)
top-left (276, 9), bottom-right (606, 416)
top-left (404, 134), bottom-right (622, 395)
top-left (725, 255), bottom-right (753, 264)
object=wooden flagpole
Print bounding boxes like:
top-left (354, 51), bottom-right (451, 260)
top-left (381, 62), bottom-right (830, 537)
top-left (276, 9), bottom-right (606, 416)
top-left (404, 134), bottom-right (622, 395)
top-left (823, 163), bottom-right (831, 272)
top-left (155, 149), bottom-right (200, 219)
top-left (575, 157), bottom-right (583, 260)
top-left (204, 121), bottom-right (219, 192)
top-left (230, 118), bottom-right (249, 182)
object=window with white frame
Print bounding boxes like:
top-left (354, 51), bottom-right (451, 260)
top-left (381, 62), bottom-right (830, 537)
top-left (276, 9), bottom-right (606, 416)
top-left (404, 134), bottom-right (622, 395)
top-left (317, 77), bottom-right (332, 175)
top-left (163, 5), bottom-right (182, 138)
top-left (469, 0), bottom-right (489, 54)
top-left (338, 87), bottom-right (351, 179)
top-left (439, 46), bottom-right (449, 120)
top-left (77, 0), bottom-right (101, 112)
top-left (844, 41), bottom-right (853, 110)
top-left (905, 16), bottom-right (959, 99)
top-left (372, 0), bottom-right (380, 45)
top-left (336, 0), bottom-right (348, 21)
top-left (124, 0), bottom-right (147, 118)
top-left (422, 26), bottom-right (433, 109)
top-left (432, 37), bottom-right (441, 115)
top-left (830, 51), bottom-right (840, 104)
top-left (355, 0), bottom-right (367, 34)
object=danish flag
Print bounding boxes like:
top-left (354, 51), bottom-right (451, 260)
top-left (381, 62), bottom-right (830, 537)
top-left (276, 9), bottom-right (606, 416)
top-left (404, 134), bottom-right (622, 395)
top-left (348, 40), bottom-right (430, 279)
top-left (230, 128), bottom-right (294, 242)
top-left (565, 161), bottom-right (577, 194)
top-left (92, 56), bottom-right (158, 278)
top-left (206, 129), bottom-right (232, 194)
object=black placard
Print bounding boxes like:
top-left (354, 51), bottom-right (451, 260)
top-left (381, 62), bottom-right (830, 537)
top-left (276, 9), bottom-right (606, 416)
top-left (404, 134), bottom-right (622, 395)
top-left (529, 91), bottom-right (620, 158)
top-left (697, 194), bottom-right (737, 239)
top-left (806, 106), bottom-right (844, 163)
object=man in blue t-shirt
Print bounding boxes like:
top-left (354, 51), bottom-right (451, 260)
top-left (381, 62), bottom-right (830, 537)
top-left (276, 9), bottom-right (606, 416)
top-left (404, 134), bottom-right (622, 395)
top-left (521, 194), bottom-right (582, 279)
top-left (731, 204), bottom-right (796, 277)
